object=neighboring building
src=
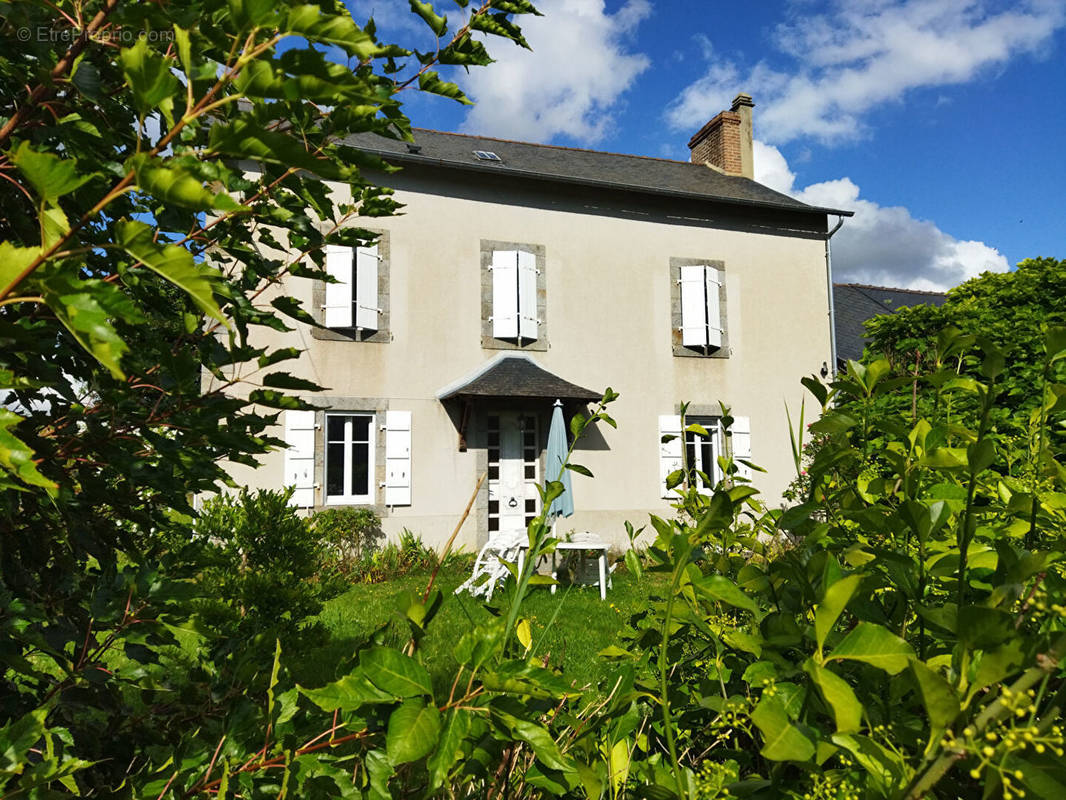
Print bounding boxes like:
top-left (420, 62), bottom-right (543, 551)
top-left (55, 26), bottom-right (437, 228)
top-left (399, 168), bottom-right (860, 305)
top-left (833, 283), bottom-right (948, 365)
top-left (221, 95), bottom-right (852, 549)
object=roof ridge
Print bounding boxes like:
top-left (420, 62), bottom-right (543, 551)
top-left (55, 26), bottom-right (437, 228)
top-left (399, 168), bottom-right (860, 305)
top-left (411, 127), bottom-right (700, 169)
top-left (835, 282), bottom-right (947, 297)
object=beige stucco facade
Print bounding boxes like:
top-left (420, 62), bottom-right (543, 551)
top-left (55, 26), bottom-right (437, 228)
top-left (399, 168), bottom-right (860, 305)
top-left (217, 164), bottom-right (833, 550)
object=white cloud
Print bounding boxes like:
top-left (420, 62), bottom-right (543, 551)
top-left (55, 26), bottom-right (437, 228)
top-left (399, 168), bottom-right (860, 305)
top-left (667, 0), bottom-right (1065, 144)
top-left (459, 0), bottom-right (651, 143)
top-left (755, 140), bottom-right (1008, 290)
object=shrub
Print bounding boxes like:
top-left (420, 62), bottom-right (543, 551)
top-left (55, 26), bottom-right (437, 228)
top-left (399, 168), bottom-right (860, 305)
top-left (194, 488), bottom-right (343, 643)
top-left (309, 506), bottom-right (383, 574)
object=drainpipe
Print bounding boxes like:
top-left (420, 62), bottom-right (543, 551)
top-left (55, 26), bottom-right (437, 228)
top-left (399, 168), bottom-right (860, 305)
top-left (825, 214), bottom-right (845, 376)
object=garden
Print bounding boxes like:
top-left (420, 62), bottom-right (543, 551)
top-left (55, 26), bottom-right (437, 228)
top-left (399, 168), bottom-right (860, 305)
top-left (2, 0), bottom-right (1065, 797)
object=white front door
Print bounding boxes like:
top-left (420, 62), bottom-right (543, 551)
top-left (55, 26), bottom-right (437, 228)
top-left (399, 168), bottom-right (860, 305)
top-left (487, 412), bottom-right (539, 534)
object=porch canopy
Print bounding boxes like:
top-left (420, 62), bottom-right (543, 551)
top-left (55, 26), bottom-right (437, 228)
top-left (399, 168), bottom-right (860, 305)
top-left (437, 353), bottom-right (601, 404)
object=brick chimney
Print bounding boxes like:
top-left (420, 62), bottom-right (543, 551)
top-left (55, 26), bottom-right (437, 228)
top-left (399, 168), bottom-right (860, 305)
top-left (687, 93), bottom-right (754, 179)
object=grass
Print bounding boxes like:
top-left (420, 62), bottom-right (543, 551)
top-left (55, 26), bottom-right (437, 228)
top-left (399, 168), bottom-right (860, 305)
top-left (292, 570), bottom-right (665, 695)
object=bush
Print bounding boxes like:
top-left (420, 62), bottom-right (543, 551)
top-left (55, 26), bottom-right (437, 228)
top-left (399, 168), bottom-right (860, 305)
top-left (194, 488), bottom-right (344, 643)
top-left (309, 506), bottom-right (384, 574)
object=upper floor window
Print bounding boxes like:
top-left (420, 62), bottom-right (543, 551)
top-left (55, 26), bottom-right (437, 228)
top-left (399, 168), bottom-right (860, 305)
top-left (311, 233), bottom-right (390, 343)
top-left (671, 258), bottom-right (729, 358)
top-left (481, 240), bottom-right (547, 351)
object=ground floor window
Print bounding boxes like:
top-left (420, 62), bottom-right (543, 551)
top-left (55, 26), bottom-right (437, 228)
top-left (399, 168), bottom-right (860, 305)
top-left (684, 416), bottom-right (720, 491)
top-left (326, 413), bottom-right (374, 504)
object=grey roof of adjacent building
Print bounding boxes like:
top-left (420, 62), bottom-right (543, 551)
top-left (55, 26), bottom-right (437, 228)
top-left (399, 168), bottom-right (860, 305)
top-left (343, 128), bottom-right (852, 219)
top-left (437, 354), bottom-right (601, 403)
top-left (834, 283), bottom-right (948, 363)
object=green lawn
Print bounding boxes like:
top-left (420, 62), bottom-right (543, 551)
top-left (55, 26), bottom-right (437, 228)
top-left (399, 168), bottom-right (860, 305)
top-left (294, 571), bottom-right (664, 694)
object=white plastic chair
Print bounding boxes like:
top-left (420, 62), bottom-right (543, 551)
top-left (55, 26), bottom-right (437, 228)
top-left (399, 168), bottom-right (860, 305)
top-left (454, 530), bottom-right (527, 600)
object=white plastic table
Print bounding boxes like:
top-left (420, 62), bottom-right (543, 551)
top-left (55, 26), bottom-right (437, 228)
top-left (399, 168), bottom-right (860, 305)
top-left (516, 539), bottom-right (609, 600)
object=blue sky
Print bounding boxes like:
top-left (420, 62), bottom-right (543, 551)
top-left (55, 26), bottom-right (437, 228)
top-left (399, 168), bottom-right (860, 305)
top-left (347, 0), bottom-right (1065, 291)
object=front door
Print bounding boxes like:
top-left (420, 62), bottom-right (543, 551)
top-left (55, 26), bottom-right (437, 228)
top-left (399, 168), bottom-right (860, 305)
top-left (487, 412), bottom-right (540, 535)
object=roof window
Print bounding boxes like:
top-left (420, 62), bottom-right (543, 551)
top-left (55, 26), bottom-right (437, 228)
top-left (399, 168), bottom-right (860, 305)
top-left (473, 150), bottom-right (502, 163)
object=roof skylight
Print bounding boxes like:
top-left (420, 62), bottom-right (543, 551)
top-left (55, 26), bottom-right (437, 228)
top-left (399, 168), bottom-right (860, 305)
top-left (473, 150), bottom-right (502, 163)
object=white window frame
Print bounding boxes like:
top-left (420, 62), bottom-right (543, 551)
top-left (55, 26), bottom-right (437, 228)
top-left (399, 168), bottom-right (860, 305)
top-left (325, 412), bottom-right (376, 505)
top-left (684, 416), bottom-right (723, 492)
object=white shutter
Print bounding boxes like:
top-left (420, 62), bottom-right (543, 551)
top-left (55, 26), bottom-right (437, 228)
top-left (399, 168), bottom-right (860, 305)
top-left (354, 244), bottom-right (379, 331)
top-left (658, 414), bottom-right (683, 499)
top-left (384, 410), bottom-right (412, 506)
top-left (324, 245), bottom-right (353, 328)
top-left (284, 410), bottom-right (316, 507)
top-left (517, 250), bottom-right (538, 341)
top-left (732, 415), bottom-right (752, 480)
top-left (679, 265), bottom-right (708, 346)
top-left (491, 250), bottom-right (519, 339)
top-left (705, 266), bottom-right (723, 348)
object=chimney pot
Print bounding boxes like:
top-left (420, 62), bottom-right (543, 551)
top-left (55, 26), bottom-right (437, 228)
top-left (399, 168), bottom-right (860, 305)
top-left (688, 93), bottom-right (755, 179)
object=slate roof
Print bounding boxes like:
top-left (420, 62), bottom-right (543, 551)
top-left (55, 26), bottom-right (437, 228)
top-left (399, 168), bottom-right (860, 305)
top-left (834, 283), bottom-right (948, 363)
top-left (343, 128), bottom-right (852, 218)
top-left (437, 354), bottom-right (601, 403)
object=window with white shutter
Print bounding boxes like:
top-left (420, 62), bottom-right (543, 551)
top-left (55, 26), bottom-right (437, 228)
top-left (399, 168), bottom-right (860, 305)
top-left (313, 234), bottom-right (389, 343)
top-left (482, 241), bottom-right (547, 350)
top-left (283, 410), bottom-right (316, 507)
top-left (671, 258), bottom-right (729, 357)
top-left (383, 410), bottom-right (412, 506)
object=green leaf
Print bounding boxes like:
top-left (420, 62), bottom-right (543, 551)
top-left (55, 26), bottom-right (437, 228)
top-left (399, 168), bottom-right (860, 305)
top-left (365, 749), bottom-right (395, 800)
top-left (0, 410), bottom-right (57, 491)
top-left (409, 0), bottom-right (448, 36)
top-left (0, 242), bottom-right (41, 295)
top-left (418, 70), bottom-right (472, 104)
top-left (624, 548), bottom-right (644, 580)
top-left (750, 695), bottom-right (815, 762)
top-left (565, 463), bottom-right (593, 478)
top-left (956, 606), bottom-right (1013, 650)
top-left (39, 270), bottom-right (140, 378)
top-left (827, 622), bottom-right (915, 674)
top-left (360, 647), bottom-right (433, 697)
top-left (495, 710), bottom-right (574, 773)
top-left (127, 154), bottom-right (243, 212)
top-left (695, 575), bottom-right (758, 614)
top-left (427, 709), bottom-right (471, 790)
top-left (9, 142), bottom-right (92, 205)
top-left (1046, 325), bottom-right (1066, 363)
top-left (910, 661), bottom-right (959, 731)
top-left (815, 574), bottom-right (862, 654)
top-left (0, 706), bottom-right (48, 774)
top-left (386, 699), bottom-right (440, 765)
top-left (119, 38), bottom-right (178, 123)
top-left (804, 660), bottom-right (862, 733)
top-left (261, 372), bottom-right (323, 392)
top-left (116, 220), bottom-right (225, 324)
top-left (286, 5), bottom-right (400, 60)
top-left (298, 671), bottom-right (394, 710)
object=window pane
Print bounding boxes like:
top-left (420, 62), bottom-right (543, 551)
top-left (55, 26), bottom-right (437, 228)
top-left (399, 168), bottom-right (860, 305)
top-left (487, 415), bottom-right (499, 429)
top-left (524, 465), bottom-right (535, 480)
top-left (350, 443), bottom-right (369, 496)
top-left (488, 431), bottom-right (500, 447)
top-left (525, 498), bottom-right (536, 513)
top-left (489, 500), bottom-right (499, 514)
top-left (488, 465), bottom-right (499, 480)
top-left (701, 440), bottom-right (714, 487)
top-left (327, 415), bottom-right (345, 442)
top-left (351, 415), bottom-right (370, 442)
top-left (489, 516), bottom-right (499, 532)
top-left (326, 442), bottom-right (344, 496)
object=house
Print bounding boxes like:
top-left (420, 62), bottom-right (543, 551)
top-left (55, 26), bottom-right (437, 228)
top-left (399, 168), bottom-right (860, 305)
top-left (222, 94), bottom-right (852, 549)
top-left (833, 283), bottom-right (948, 365)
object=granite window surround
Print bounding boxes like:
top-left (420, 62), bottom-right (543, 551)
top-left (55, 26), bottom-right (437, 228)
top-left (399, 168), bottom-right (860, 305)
top-left (670, 256), bottom-right (730, 358)
top-left (480, 239), bottom-right (548, 351)
top-left (310, 231), bottom-right (391, 343)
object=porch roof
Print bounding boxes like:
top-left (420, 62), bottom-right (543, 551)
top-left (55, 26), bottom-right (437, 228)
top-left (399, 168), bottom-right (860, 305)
top-left (436, 354), bottom-right (601, 403)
